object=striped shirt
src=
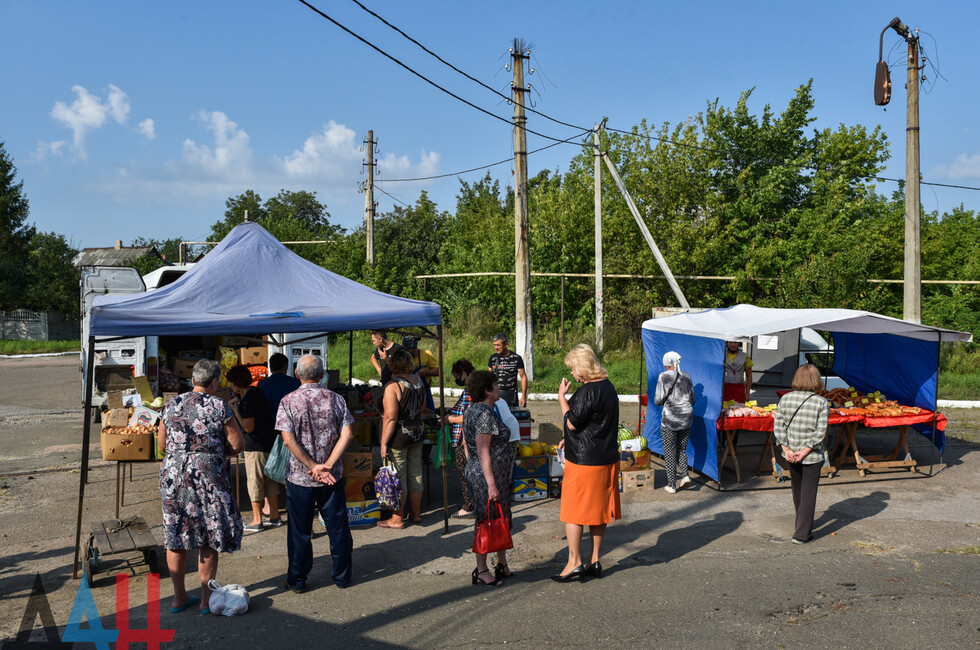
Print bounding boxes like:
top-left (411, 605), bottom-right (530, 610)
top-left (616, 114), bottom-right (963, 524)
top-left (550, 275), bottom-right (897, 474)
top-left (773, 390), bottom-right (829, 465)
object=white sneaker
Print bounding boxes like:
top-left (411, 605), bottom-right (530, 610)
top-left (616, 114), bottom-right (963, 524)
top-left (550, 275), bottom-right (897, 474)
top-left (677, 476), bottom-right (692, 489)
top-left (664, 485), bottom-right (677, 494)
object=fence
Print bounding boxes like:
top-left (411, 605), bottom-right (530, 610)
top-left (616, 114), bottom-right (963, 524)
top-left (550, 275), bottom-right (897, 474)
top-left (0, 309), bottom-right (80, 341)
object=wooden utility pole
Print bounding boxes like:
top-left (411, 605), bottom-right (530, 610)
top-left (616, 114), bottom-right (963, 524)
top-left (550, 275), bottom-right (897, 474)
top-left (594, 124), bottom-right (604, 353)
top-left (903, 37), bottom-right (921, 323)
top-left (512, 39), bottom-right (534, 379)
top-left (363, 130), bottom-right (377, 266)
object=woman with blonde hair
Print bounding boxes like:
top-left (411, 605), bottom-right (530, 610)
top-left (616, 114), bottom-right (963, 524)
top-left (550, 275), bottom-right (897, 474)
top-left (773, 363), bottom-right (830, 544)
top-left (554, 344), bottom-right (621, 582)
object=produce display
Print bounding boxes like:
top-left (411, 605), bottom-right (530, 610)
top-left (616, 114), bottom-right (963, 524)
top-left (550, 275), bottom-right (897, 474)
top-left (724, 404), bottom-right (770, 417)
top-left (517, 441), bottom-right (559, 457)
top-left (817, 388), bottom-right (923, 417)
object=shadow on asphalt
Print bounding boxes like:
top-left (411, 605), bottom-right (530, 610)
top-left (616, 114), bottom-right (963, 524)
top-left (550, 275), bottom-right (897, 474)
top-left (813, 489), bottom-right (890, 540)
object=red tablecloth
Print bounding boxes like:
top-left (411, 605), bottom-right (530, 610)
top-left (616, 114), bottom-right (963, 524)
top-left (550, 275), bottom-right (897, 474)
top-left (718, 412), bottom-right (871, 432)
top-left (860, 410), bottom-right (946, 432)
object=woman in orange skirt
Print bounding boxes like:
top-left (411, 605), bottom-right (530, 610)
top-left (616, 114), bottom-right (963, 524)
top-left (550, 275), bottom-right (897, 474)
top-left (554, 344), bottom-right (622, 582)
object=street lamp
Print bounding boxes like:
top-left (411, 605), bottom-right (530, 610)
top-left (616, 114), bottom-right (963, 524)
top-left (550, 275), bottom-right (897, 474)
top-left (874, 16), bottom-right (922, 323)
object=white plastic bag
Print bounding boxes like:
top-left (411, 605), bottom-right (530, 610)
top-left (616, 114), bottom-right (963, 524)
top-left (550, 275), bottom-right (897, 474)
top-left (207, 580), bottom-right (250, 617)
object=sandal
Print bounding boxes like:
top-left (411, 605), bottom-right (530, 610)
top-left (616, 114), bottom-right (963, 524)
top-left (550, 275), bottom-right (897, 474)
top-left (377, 519), bottom-right (405, 529)
top-left (494, 563), bottom-right (513, 580)
top-left (471, 568), bottom-right (501, 586)
top-left (452, 510), bottom-right (475, 519)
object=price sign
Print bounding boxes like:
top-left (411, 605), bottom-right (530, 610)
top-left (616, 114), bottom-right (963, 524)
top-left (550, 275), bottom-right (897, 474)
top-left (844, 401), bottom-right (854, 408)
top-left (745, 400), bottom-right (757, 407)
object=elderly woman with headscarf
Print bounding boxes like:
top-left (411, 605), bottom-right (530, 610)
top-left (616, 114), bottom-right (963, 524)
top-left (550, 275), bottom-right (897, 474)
top-left (653, 351), bottom-right (696, 494)
top-left (158, 359), bottom-right (245, 614)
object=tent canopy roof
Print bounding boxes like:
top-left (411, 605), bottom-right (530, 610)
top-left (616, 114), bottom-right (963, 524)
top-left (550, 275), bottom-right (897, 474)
top-left (90, 222), bottom-right (442, 337)
top-left (641, 304), bottom-right (972, 344)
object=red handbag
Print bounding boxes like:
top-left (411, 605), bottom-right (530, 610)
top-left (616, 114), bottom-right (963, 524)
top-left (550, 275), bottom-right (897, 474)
top-left (472, 499), bottom-right (514, 554)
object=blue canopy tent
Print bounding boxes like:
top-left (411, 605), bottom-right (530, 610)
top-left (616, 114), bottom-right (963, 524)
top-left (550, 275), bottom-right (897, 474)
top-left (75, 222), bottom-right (446, 578)
top-left (641, 305), bottom-right (972, 484)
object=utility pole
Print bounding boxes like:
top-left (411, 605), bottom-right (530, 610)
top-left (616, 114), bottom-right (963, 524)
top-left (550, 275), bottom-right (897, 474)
top-left (594, 124), bottom-right (603, 353)
top-left (363, 130), bottom-right (377, 266)
top-left (512, 39), bottom-right (534, 379)
top-left (904, 34), bottom-right (921, 323)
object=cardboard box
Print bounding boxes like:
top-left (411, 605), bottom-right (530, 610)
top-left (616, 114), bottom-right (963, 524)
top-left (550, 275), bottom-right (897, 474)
top-left (346, 500), bottom-right (381, 529)
top-left (342, 452), bottom-right (373, 477)
top-left (513, 455), bottom-right (548, 480)
top-left (620, 470), bottom-right (655, 493)
top-left (172, 358), bottom-right (196, 379)
top-left (106, 408), bottom-right (130, 427)
top-left (512, 478), bottom-right (548, 502)
top-left (180, 349), bottom-right (207, 361)
top-left (620, 450), bottom-right (651, 472)
top-left (351, 419), bottom-right (374, 446)
top-left (238, 346), bottom-right (268, 366)
top-left (345, 476), bottom-right (376, 502)
top-left (219, 336), bottom-right (251, 348)
top-left (101, 430), bottom-right (153, 461)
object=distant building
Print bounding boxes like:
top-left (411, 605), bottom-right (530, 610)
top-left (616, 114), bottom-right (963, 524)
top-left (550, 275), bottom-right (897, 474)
top-left (73, 240), bottom-right (166, 268)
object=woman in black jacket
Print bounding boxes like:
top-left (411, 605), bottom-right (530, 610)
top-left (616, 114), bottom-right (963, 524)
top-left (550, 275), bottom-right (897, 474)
top-left (554, 344), bottom-right (621, 582)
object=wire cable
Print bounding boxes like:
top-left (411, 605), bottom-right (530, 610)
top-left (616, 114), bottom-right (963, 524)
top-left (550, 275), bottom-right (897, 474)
top-left (376, 128), bottom-right (591, 183)
top-left (347, 0), bottom-right (591, 133)
top-left (296, 0), bottom-right (581, 144)
top-left (373, 183), bottom-right (411, 207)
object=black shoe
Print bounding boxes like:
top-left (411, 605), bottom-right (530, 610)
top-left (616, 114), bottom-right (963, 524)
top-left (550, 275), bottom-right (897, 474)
top-left (494, 563), bottom-right (513, 581)
top-left (472, 568), bottom-right (501, 586)
top-left (583, 561), bottom-right (602, 579)
top-left (284, 581), bottom-right (305, 594)
top-left (551, 565), bottom-right (586, 583)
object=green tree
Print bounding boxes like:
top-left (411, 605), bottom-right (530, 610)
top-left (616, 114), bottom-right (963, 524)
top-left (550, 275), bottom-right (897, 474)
top-left (130, 236), bottom-right (187, 276)
top-left (24, 231), bottom-right (79, 319)
top-left (0, 141), bottom-right (35, 310)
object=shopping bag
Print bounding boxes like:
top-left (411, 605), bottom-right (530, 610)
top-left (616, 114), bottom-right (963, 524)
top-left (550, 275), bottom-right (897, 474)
top-left (434, 424), bottom-right (455, 469)
top-left (374, 459), bottom-right (401, 510)
top-left (207, 580), bottom-right (249, 617)
top-left (263, 435), bottom-right (290, 484)
top-left (472, 499), bottom-right (513, 554)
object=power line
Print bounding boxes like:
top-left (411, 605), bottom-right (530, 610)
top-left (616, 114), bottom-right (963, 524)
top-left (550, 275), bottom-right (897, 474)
top-left (296, 0), bottom-right (582, 144)
top-left (376, 128), bottom-right (591, 183)
top-left (875, 177), bottom-right (980, 192)
top-left (346, 0), bottom-right (591, 133)
top-left (373, 183), bottom-right (411, 207)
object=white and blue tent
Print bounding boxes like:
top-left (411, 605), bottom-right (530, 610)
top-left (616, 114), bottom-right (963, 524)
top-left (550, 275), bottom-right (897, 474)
top-left (641, 304), bottom-right (972, 483)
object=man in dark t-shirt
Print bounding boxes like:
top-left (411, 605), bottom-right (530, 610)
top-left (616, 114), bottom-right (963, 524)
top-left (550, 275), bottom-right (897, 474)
top-left (370, 330), bottom-right (404, 385)
top-left (259, 353), bottom-right (301, 416)
top-left (488, 332), bottom-right (528, 407)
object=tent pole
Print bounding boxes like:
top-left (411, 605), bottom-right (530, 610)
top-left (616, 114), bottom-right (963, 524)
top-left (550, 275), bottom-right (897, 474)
top-left (638, 333), bottom-right (645, 428)
top-left (73, 335), bottom-right (97, 580)
top-left (437, 323), bottom-right (449, 535)
top-left (348, 331), bottom-right (354, 384)
top-left (930, 331), bottom-right (939, 476)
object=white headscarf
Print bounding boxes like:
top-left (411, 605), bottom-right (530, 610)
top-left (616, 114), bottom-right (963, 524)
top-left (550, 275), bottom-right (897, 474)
top-left (662, 351), bottom-right (681, 372)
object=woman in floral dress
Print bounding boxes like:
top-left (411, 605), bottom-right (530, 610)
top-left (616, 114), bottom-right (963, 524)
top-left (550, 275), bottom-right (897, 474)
top-left (158, 359), bottom-right (245, 614)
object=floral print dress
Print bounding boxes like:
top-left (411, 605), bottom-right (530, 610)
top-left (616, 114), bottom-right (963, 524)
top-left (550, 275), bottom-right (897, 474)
top-left (159, 391), bottom-right (243, 552)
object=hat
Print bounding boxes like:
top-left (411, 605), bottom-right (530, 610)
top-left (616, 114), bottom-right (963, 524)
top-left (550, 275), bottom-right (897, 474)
top-left (492, 333), bottom-right (508, 343)
top-left (662, 351), bottom-right (681, 367)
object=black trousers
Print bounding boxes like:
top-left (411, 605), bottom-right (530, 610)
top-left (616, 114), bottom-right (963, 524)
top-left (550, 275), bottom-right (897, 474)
top-left (788, 461), bottom-right (821, 542)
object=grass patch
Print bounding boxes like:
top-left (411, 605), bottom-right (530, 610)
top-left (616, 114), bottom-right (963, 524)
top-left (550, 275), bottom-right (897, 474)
top-left (0, 339), bottom-right (80, 355)
top-left (937, 373), bottom-right (980, 401)
top-left (934, 546), bottom-right (980, 554)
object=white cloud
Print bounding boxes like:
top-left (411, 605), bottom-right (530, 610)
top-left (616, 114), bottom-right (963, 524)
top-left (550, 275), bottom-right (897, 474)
top-left (181, 110), bottom-right (252, 177)
top-left (932, 153), bottom-right (980, 180)
top-left (49, 84), bottom-right (131, 157)
top-left (31, 140), bottom-right (68, 161)
top-left (280, 121), bottom-right (360, 177)
top-left (137, 118), bottom-right (155, 140)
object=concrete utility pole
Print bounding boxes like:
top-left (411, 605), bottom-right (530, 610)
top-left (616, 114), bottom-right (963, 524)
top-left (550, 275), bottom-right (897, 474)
top-left (512, 39), bottom-right (534, 379)
top-left (904, 34), bottom-right (921, 324)
top-left (594, 124), bottom-right (604, 353)
top-left (363, 130), bottom-right (377, 266)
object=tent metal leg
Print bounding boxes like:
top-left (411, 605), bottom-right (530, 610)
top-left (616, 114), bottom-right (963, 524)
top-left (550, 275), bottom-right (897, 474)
top-left (73, 335), bottom-right (97, 580)
top-left (437, 324), bottom-right (449, 535)
top-left (348, 331), bottom-right (354, 384)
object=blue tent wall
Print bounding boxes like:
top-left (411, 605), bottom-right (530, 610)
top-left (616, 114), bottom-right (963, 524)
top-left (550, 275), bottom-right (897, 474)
top-left (832, 331), bottom-right (944, 452)
top-left (642, 330), bottom-right (724, 482)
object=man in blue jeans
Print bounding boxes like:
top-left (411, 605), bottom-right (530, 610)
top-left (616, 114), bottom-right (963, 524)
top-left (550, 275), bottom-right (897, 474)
top-left (275, 355), bottom-right (354, 592)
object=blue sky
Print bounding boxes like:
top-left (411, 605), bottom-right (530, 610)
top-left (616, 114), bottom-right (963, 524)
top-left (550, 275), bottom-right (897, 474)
top-left (2, 1), bottom-right (978, 249)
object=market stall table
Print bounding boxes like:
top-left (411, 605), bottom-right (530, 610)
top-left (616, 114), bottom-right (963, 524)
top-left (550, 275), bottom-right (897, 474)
top-left (834, 411), bottom-right (946, 476)
top-left (716, 414), bottom-right (774, 485)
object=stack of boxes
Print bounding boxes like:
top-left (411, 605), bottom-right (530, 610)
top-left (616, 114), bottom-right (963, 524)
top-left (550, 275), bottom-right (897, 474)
top-left (619, 445), bottom-right (654, 493)
top-left (343, 452), bottom-right (380, 528)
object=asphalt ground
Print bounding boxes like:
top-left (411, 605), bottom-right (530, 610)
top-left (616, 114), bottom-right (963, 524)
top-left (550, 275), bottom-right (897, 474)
top-left (1, 356), bottom-right (979, 648)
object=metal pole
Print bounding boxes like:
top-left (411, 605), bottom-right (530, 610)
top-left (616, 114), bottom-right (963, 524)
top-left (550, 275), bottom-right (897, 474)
top-left (930, 331), bottom-right (939, 475)
top-left (560, 275), bottom-right (565, 345)
top-left (512, 41), bottom-right (534, 380)
top-left (903, 37), bottom-right (921, 323)
top-left (73, 334), bottom-right (97, 579)
top-left (602, 152), bottom-right (690, 308)
top-left (348, 331), bottom-right (354, 383)
top-left (594, 124), bottom-right (604, 353)
top-left (365, 130), bottom-right (376, 266)
top-left (437, 324), bottom-right (449, 535)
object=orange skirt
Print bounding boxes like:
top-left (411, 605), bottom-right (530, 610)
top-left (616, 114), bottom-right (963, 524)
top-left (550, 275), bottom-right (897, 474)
top-left (559, 461), bottom-right (622, 526)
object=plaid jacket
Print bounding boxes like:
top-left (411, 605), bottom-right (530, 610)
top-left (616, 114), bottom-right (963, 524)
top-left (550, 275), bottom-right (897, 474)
top-left (773, 390), bottom-right (829, 465)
